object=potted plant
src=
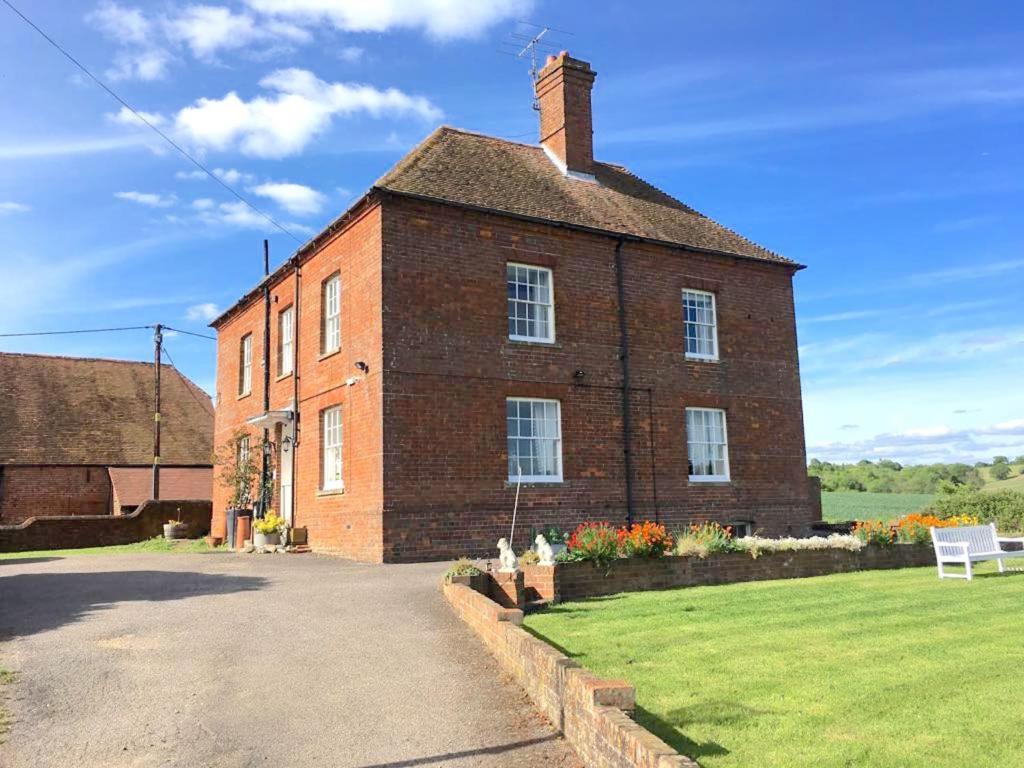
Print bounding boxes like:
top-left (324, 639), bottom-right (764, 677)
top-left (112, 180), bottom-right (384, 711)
top-left (253, 511), bottom-right (284, 548)
top-left (542, 527), bottom-right (570, 557)
top-left (214, 430), bottom-right (261, 540)
top-left (163, 515), bottom-right (188, 540)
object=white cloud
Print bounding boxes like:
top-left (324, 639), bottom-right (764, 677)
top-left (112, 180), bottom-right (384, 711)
top-left (176, 169), bottom-right (207, 180)
top-left (338, 46), bottom-right (364, 63)
top-left (173, 68), bottom-right (442, 158)
top-left (163, 5), bottom-right (310, 59)
top-left (250, 181), bottom-right (325, 215)
top-left (214, 167), bottom-right (254, 184)
top-left (107, 48), bottom-right (171, 81)
top-left (245, 0), bottom-right (532, 40)
top-left (0, 202), bottom-right (31, 215)
top-left (201, 200), bottom-right (267, 229)
top-left (107, 105), bottom-right (166, 127)
top-left (185, 302), bottom-right (221, 321)
top-left (0, 134), bottom-right (159, 160)
top-left (115, 190), bottom-right (177, 208)
top-left (87, 2), bottom-right (171, 81)
top-left (87, 1), bottom-right (151, 44)
top-left (191, 198), bottom-right (215, 210)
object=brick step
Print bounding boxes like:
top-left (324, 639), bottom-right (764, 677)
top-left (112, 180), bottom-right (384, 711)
top-left (524, 599), bottom-right (550, 614)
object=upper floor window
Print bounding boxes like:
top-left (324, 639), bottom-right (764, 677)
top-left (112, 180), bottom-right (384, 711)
top-left (278, 305), bottom-right (294, 376)
top-left (238, 333), bottom-right (252, 396)
top-left (321, 273), bottom-right (341, 355)
top-left (507, 264), bottom-right (554, 343)
top-left (682, 289), bottom-right (718, 361)
top-left (236, 434), bottom-right (250, 467)
top-left (686, 407), bottom-right (729, 482)
top-left (507, 397), bottom-right (563, 482)
top-left (321, 406), bottom-right (343, 491)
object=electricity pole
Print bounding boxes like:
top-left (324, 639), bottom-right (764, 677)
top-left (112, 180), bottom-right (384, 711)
top-left (152, 323), bottom-right (162, 500)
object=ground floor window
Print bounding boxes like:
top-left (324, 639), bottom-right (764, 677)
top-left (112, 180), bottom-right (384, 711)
top-left (728, 521), bottom-right (753, 538)
top-left (321, 406), bottom-right (343, 491)
top-left (507, 398), bottom-right (562, 482)
top-left (686, 407), bottom-right (730, 482)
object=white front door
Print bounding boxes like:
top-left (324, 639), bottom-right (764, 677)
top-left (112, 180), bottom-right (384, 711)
top-left (280, 419), bottom-right (294, 526)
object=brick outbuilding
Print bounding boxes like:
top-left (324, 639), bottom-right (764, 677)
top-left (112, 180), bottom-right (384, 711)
top-left (211, 53), bottom-right (819, 562)
top-left (0, 352), bottom-right (213, 524)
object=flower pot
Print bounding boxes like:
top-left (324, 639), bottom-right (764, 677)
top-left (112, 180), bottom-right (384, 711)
top-left (254, 531), bottom-right (280, 548)
top-left (163, 523), bottom-right (188, 540)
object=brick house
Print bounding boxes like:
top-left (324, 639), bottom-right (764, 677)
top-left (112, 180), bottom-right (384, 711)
top-left (0, 353), bottom-right (214, 524)
top-left (211, 53), bottom-right (818, 562)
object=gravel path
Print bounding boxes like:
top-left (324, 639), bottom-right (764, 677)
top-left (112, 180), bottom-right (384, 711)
top-left (0, 552), bottom-right (579, 768)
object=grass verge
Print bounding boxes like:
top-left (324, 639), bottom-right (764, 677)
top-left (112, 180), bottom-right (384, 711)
top-left (0, 537), bottom-right (219, 561)
top-left (524, 564), bottom-right (1024, 768)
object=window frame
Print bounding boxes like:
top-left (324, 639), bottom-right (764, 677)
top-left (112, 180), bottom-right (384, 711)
top-left (685, 406), bottom-right (730, 483)
top-left (728, 521), bottom-right (754, 539)
top-left (320, 406), bottom-right (343, 492)
top-left (238, 333), bottom-right (253, 396)
top-left (681, 289), bottom-right (719, 362)
top-left (506, 397), bottom-right (564, 483)
top-left (278, 304), bottom-right (294, 377)
top-left (507, 263), bottom-right (556, 344)
top-left (321, 273), bottom-right (341, 356)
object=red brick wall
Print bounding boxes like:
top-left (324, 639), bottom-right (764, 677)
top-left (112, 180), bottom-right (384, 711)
top-left (522, 545), bottom-right (936, 603)
top-left (0, 466), bottom-right (111, 523)
top-left (444, 580), bottom-right (695, 767)
top-left (0, 498), bottom-right (210, 552)
top-left (212, 204), bottom-right (385, 561)
top-left (379, 196), bottom-right (814, 561)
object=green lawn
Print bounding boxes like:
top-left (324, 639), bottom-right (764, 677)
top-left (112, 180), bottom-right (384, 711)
top-left (0, 536), bottom-right (217, 561)
top-left (524, 566), bottom-right (1024, 768)
top-left (821, 491), bottom-right (934, 522)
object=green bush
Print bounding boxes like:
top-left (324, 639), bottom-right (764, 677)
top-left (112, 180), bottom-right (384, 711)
top-left (926, 487), bottom-right (1024, 534)
top-left (673, 522), bottom-right (739, 559)
top-left (444, 558), bottom-right (483, 583)
top-left (564, 522), bottom-right (620, 565)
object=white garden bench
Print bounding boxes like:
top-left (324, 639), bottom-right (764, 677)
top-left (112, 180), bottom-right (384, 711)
top-left (930, 524), bottom-right (1024, 580)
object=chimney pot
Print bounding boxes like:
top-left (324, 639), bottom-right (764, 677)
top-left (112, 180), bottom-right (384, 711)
top-left (534, 53), bottom-right (597, 176)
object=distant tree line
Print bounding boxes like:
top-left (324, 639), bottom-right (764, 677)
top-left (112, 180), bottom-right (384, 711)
top-left (808, 459), bottom-right (987, 493)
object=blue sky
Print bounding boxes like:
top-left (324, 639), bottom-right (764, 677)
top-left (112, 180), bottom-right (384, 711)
top-left (1, 1), bottom-right (1022, 465)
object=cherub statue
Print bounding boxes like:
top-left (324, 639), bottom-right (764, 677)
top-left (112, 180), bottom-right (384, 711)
top-left (497, 537), bottom-right (519, 572)
top-left (535, 534), bottom-right (555, 566)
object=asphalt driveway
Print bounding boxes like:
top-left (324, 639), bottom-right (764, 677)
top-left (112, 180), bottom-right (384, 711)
top-left (0, 552), bottom-right (579, 768)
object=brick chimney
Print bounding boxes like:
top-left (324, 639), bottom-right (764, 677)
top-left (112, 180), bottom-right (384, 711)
top-left (534, 52), bottom-right (597, 177)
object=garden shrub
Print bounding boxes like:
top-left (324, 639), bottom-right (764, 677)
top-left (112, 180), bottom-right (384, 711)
top-left (444, 558), bottom-right (483, 583)
top-left (735, 534), bottom-right (864, 558)
top-left (926, 487), bottom-right (1024, 533)
top-left (673, 522), bottom-right (738, 559)
top-left (617, 521), bottom-right (674, 558)
top-left (852, 519), bottom-right (895, 546)
top-left (565, 522), bottom-right (621, 565)
top-left (518, 549), bottom-right (540, 566)
top-left (892, 512), bottom-right (979, 544)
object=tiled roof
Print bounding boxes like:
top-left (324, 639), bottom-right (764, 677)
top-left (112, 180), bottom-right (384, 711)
top-left (376, 126), bottom-right (794, 266)
top-left (0, 353), bottom-right (213, 465)
top-left (108, 467), bottom-right (213, 506)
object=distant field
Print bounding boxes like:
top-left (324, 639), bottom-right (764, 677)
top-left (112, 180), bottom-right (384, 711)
top-left (821, 491), bottom-right (934, 522)
top-left (980, 464), bottom-right (1024, 492)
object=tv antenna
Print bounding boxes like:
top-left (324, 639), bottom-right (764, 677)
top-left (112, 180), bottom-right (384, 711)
top-left (498, 22), bottom-right (574, 111)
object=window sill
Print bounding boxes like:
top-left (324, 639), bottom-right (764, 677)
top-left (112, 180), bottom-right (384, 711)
top-left (504, 479), bottom-right (565, 488)
top-left (318, 349), bottom-right (341, 362)
top-left (685, 355), bottom-right (720, 363)
top-left (317, 487), bottom-right (345, 497)
top-left (688, 477), bottom-right (731, 485)
top-left (237, 391), bottom-right (252, 401)
top-left (508, 337), bottom-right (560, 348)
top-left (275, 371), bottom-right (294, 382)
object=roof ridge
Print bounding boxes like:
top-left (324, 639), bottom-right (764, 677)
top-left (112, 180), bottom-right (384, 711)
top-left (0, 351), bottom-right (172, 367)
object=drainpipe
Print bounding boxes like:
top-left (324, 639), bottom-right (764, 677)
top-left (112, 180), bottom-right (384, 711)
top-left (260, 240), bottom-right (270, 519)
top-left (290, 258), bottom-right (300, 530)
top-left (613, 237), bottom-right (635, 526)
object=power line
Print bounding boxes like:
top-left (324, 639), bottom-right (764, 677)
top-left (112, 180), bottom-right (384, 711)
top-left (164, 326), bottom-right (217, 341)
top-left (160, 341), bottom-right (214, 410)
top-left (0, 325), bottom-right (154, 338)
top-left (0, 0), bottom-right (303, 245)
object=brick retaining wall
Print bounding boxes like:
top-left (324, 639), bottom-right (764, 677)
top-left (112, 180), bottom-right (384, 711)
top-left (0, 499), bottom-right (211, 552)
top-left (444, 580), bottom-right (695, 767)
top-left (522, 544), bottom-right (935, 603)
